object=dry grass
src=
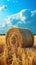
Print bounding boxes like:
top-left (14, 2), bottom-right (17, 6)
top-left (34, 35), bottom-right (36, 46)
top-left (0, 35), bottom-right (5, 44)
top-left (0, 35), bottom-right (36, 65)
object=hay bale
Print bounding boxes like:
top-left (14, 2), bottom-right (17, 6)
top-left (6, 28), bottom-right (34, 48)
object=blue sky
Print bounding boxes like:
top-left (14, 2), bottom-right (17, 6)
top-left (0, 0), bottom-right (36, 34)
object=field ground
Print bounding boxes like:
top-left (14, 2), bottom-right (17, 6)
top-left (0, 35), bottom-right (36, 65)
top-left (0, 35), bottom-right (36, 46)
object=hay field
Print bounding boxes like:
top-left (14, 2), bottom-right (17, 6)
top-left (34, 35), bottom-right (36, 46)
top-left (0, 35), bottom-right (36, 45)
top-left (0, 35), bottom-right (5, 44)
top-left (0, 35), bottom-right (36, 65)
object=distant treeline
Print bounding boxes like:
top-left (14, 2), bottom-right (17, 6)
top-left (0, 34), bottom-right (36, 35)
top-left (0, 34), bottom-right (5, 35)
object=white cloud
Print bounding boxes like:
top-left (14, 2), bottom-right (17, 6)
top-left (4, 9), bottom-right (26, 26)
top-left (2, 9), bottom-right (36, 27)
top-left (0, 5), bottom-right (7, 11)
top-left (0, 9), bottom-right (36, 34)
top-left (2, 23), bottom-right (5, 28)
top-left (0, 23), bottom-right (6, 29)
top-left (4, 9), bottom-right (36, 28)
top-left (4, 18), bottom-right (11, 25)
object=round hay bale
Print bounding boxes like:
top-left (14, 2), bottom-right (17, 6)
top-left (6, 28), bottom-right (34, 48)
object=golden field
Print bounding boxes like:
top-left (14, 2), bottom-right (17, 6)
top-left (0, 35), bottom-right (36, 65)
top-left (34, 35), bottom-right (36, 46)
top-left (0, 35), bottom-right (36, 46)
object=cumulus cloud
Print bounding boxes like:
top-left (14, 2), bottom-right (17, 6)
top-left (0, 5), bottom-right (7, 11)
top-left (0, 9), bottom-right (36, 34)
top-left (4, 10), bottom-right (26, 25)
top-left (4, 9), bottom-right (36, 26)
